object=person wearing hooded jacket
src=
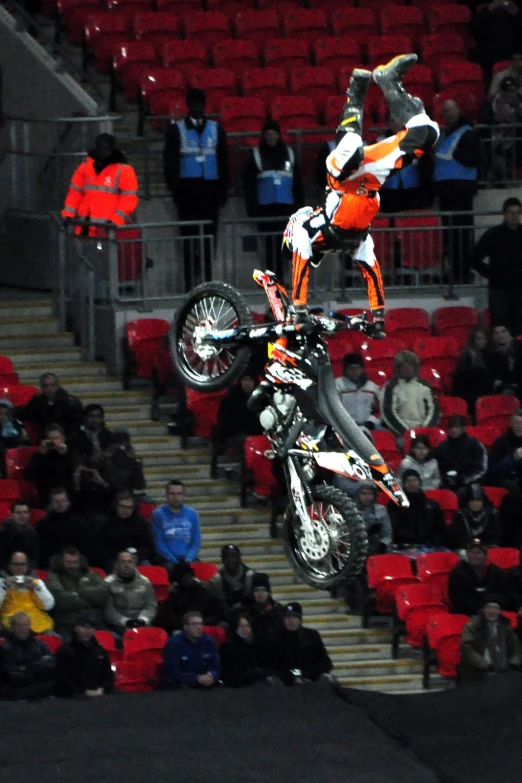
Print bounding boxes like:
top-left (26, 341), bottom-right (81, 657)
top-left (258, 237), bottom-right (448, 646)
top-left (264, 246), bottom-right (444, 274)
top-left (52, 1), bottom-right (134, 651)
top-left (157, 561), bottom-right (225, 635)
top-left (380, 350), bottom-right (439, 438)
top-left (447, 484), bottom-right (502, 551)
top-left (248, 572), bottom-right (284, 646)
top-left (61, 133), bottom-right (138, 236)
top-left (244, 119), bottom-right (304, 282)
top-left (387, 469), bottom-right (445, 547)
top-left (207, 544), bottom-right (256, 613)
top-left (46, 546), bottom-right (109, 635)
top-left (448, 539), bottom-right (507, 616)
top-left (433, 415), bottom-right (487, 494)
top-left (335, 353), bottom-right (380, 430)
top-left (488, 409), bottom-right (522, 491)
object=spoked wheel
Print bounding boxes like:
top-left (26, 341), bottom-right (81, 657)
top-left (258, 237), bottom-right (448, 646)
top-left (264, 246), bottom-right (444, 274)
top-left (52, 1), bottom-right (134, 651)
top-left (283, 484), bottom-right (368, 589)
top-left (172, 281), bottom-right (253, 392)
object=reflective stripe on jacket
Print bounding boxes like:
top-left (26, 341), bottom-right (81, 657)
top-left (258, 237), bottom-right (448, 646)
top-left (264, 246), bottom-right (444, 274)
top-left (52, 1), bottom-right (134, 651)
top-left (434, 125), bottom-right (477, 182)
top-left (61, 157), bottom-right (139, 236)
top-left (177, 120), bottom-right (219, 180)
top-left (253, 146), bottom-right (295, 205)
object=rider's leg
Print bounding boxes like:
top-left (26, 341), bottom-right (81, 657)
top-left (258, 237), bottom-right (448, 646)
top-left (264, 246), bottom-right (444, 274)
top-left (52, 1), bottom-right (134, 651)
top-left (327, 69), bottom-right (371, 182)
top-left (288, 220), bottom-right (315, 309)
top-left (353, 235), bottom-right (386, 337)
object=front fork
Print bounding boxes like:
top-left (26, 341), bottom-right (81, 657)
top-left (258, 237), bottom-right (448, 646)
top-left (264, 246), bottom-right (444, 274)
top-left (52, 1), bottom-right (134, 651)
top-left (286, 456), bottom-right (316, 537)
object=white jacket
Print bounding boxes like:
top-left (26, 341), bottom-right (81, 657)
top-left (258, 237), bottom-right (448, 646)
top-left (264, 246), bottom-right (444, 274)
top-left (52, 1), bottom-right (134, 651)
top-left (380, 377), bottom-right (440, 435)
top-left (336, 376), bottom-right (380, 427)
top-left (398, 456), bottom-right (441, 490)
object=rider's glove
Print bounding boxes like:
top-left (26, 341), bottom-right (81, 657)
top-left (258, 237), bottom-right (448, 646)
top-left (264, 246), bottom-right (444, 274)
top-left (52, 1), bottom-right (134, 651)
top-left (366, 320), bottom-right (386, 340)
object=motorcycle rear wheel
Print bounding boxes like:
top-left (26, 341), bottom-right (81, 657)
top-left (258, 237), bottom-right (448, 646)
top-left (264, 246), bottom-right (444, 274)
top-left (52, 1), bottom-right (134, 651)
top-left (172, 281), bottom-right (253, 392)
top-left (283, 484), bottom-right (368, 589)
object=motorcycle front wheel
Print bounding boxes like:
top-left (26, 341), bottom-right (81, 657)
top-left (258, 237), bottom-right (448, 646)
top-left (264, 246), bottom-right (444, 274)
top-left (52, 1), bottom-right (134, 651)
top-left (283, 484), bottom-right (368, 589)
top-left (172, 281), bottom-right (253, 392)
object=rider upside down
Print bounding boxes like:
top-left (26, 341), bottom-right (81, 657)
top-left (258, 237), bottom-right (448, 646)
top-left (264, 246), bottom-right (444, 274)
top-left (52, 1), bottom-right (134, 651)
top-left (284, 54), bottom-right (440, 337)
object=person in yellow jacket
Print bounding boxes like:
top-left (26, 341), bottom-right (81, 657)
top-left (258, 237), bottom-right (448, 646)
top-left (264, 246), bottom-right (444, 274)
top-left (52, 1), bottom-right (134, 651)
top-left (61, 133), bottom-right (139, 237)
top-left (0, 551), bottom-right (54, 634)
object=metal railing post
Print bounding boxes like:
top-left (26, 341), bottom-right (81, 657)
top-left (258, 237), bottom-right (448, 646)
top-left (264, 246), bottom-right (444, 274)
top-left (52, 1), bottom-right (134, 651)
top-left (86, 264), bottom-right (95, 361)
top-left (57, 225), bottom-right (67, 329)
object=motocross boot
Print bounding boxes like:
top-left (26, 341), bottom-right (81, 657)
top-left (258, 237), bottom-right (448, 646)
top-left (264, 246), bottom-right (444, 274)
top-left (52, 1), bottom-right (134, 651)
top-left (372, 54), bottom-right (424, 127)
top-left (337, 69), bottom-right (372, 136)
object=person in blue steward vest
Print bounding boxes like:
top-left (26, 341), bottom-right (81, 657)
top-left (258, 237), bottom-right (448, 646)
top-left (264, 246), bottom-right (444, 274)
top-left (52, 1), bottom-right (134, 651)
top-left (163, 88), bottom-right (229, 292)
top-left (432, 100), bottom-right (482, 284)
top-left (378, 115), bottom-right (433, 214)
top-left (243, 119), bottom-right (303, 284)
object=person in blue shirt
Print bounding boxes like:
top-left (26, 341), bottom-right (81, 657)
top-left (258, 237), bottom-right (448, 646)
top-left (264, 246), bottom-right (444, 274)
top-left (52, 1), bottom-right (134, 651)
top-left (151, 480), bottom-right (201, 576)
top-left (162, 610), bottom-right (219, 688)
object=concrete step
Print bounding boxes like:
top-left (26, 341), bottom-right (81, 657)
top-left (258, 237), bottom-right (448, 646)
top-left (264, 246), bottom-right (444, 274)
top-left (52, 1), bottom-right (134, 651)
top-left (172, 495), bottom-right (242, 510)
top-left (337, 674), bottom-right (422, 692)
top-left (8, 346), bottom-right (83, 365)
top-left (321, 627), bottom-right (392, 646)
top-left (200, 523), bottom-right (270, 541)
top-left (199, 538), bottom-right (279, 560)
top-left (138, 448), bottom-right (209, 466)
top-left (114, 421), bottom-right (165, 436)
top-left (132, 435), bottom-right (181, 450)
top-left (329, 645), bottom-right (391, 662)
top-left (334, 659), bottom-right (422, 679)
top-left (148, 478), bottom-right (234, 497)
top-left (81, 391), bottom-right (152, 407)
top-left (17, 361), bottom-right (107, 381)
top-left (0, 316), bottom-right (59, 336)
top-left (144, 464), bottom-right (211, 481)
top-left (298, 615), bottom-right (354, 631)
top-left (246, 555), bottom-right (290, 571)
top-left (61, 377), bottom-right (123, 392)
top-left (105, 406), bottom-right (153, 423)
top-left (0, 301), bottom-right (54, 318)
top-left (0, 332), bottom-right (75, 350)
top-left (199, 508), bottom-right (271, 525)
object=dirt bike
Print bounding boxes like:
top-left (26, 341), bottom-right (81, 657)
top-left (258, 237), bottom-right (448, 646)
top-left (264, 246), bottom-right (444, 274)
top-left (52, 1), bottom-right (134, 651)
top-left (171, 270), bottom-right (408, 589)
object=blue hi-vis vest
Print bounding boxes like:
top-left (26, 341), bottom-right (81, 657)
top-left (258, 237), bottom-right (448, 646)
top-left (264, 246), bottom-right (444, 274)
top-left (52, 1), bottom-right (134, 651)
top-left (253, 146), bottom-right (295, 206)
top-left (177, 119), bottom-right (219, 180)
top-left (382, 158), bottom-right (420, 190)
top-left (434, 124), bottom-right (477, 182)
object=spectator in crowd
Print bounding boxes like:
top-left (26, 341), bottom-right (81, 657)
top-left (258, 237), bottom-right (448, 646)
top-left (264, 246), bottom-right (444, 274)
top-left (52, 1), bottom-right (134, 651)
top-left (488, 324), bottom-right (522, 395)
top-left (481, 77), bottom-right (522, 182)
top-left (248, 572), bottom-right (284, 646)
top-left (158, 560), bottom-right (224, 635)
top-left (354, 483), bottom-right (393, 554)
top-left (434, 415), bottom-right (488, 495)
top-left (243, 119), bottom-right (304, 282)
top-left (0, 612), bottom-right (56, 700)
top-left (99, 430), bottom-right (146, 499)
top-left (489, 409), bottom-right (522, 491)
top-left (399, 434), bottom-right (441, 490)
top-left (104, 550), bottom-right (157, 637)
top-left (61, 133), bottom-right (138, 236)
top-left (507, 546), bottom-right (522, 609)
top-left (447, 484), bottom-right (502, 551)
top-left (151, 480), bottom-right (201, 574)
top-left (220, 611), bottom-right (279, 687)
top-left (0, 551), bottom-right (54, 634)
top-left (208, 545), bottom-right (256, 614)
top-left (380, 351), bottom-right (440, 440)
top-left (36, 487), bottom-right (96, 568)
top-left (163, 88), bottom-right (228, 292)
top-left (15, 372), bottom-right (82, 437)
top-left (433, 100), bottom-right (481, 283)
top-left (378, 114), bottom-right (433, 214)
top-left (387, 469), bottom-right (446, 548)
top-left (471, 199), bottom-right (522, 336)
top-left (448, 540), bottom-right (507, 615)
top-left (0, 399), bottom-right (27, 476)
top-left (472, 1), bottom-right (522, 79)
top-left (453, 328), bottom-right (494, 415)
top-left (335, 353), bottom-right (380, 430)
top-left (69, 404), bottom-right (112, 468)
top-left (25, 423), bottom-right (74, 506)
top-left (272, 602), bottom-right (333, 686)
top-left (214, 372), bottom-right (263, 455)
top-left (47, 546), bottom-right (109, 638)
top-left (460, 595), bottom-right (521, 684)
top-left (489, 50), bottom-right (522, 96)
top-left (55, 613), bottom-right (114, 698)
top-left (162, 610), bottom-right (219, 689)
top-left (70, 454), bottom-right (112, 521)
top-left (0, 501), bottom-right (39, 568)
top-left (103, 491), bottom-right (155, 571)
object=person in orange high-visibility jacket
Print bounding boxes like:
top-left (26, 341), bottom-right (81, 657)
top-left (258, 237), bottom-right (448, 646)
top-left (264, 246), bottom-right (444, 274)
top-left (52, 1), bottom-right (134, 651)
top-left (61, 134), bottom-right (138, 236)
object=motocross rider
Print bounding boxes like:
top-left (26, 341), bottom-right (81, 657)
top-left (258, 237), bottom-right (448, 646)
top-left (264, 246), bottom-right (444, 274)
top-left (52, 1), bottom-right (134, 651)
top-left (286, 54), bottom-right (440, 337)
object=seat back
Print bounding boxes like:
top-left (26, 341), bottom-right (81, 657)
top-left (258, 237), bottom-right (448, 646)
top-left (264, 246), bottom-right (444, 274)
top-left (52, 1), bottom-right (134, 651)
top-left (380, 5), bottom-right (424, 43)
top-left (185, 387), bottom-right (226, 438)
top-left (432, 306), bottom-right (479, 335)
top-left (395, 581), bottom-right (442, 621)
top-left (5, 446), bottom-right (38, 480)
top-left (475, 395), bottom-right (519, 426)
top-left (95, 630), bottom-right (123, 663)
top-left (482, 486), bottom-right (508, 509)
top-left (37, 634), bottom-right (62, 654)
top-left (424, 488), bottom-right (459, 524)
top-left (420, 33), bottom-right (466, 73)
top-left (439, 395), bottom-right (469, 428)
top-left (466, 425), bottom-right (503, 450)
top-left (332, 7), bottom-right (376, 36)
top-left (403, 427), bottom-right (447, 454)
top-left (203, 625), bottom-right (227, 645)
top-left (367, 35), bottom-right (412, 67)
top-left (1, 384), bottom-right (38, 408)
top-left (242, 67), bottom-right (287, 105)
top-left (123, 626), bottom-right (169, 653)
top-left (314, 36), bottom-right (360, 71)
top-left (126, 318), bottom-right (170, 380)
top-left (212, 39), bottom-right (258, 70)
top-left (264, 37), bottom-right (310, 71)
top-left (487, 547), bottom-right (520, 570)
top-left (184, 10), bottom-right (230, 47)
top-left (395, 213), bottom-right (443, 270)
top-left (0, 479), bottom-right (21, 501)
top-left (416, 551), bottom-right (460, 579)
top-left (136, 565), bottom-right (170, 601)
top-left (192, 67), bottom-right (236, 105)
top-left (385, 307), bottom-right (430, 336)
top-left (244, 435), bottom-right (277, 497)
top-left (192, 562), bottom-right (219, 582)
top-left (134, 11), bottom-right (180, 40)
top-left (425, 612), bottom-right (469, 649)
top-left (366, 553), bottom-right (414, 589)
top-left (235, 9), bottom-right (279, 46)
top-left (137, 502), bottom-right (156, 521)
top-left (161, 39), bottom-right (207, 72)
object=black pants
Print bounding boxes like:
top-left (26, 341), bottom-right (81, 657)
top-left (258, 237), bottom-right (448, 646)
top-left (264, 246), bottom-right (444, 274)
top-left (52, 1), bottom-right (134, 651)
top-left (489, 288), bottom-right (522, 335)
top-left (177, 205), bottom-right (218, 292)
top-left (258, 220), bottom-right (286, 283)
top-left (439, 193), bottom-right (475, 283)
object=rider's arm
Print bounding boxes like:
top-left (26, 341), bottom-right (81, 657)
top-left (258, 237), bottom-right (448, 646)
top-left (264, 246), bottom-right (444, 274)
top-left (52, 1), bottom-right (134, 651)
top-left (326, 132), bottom-right (363, 182)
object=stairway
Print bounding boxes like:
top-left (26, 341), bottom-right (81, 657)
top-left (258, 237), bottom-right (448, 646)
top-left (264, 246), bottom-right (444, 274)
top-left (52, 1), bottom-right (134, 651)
top-left (0, 297), bottom-right (439, 693)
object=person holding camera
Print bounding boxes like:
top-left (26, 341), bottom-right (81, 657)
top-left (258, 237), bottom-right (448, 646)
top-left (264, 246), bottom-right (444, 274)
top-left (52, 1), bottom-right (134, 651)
top-left (0, 551), bottom-right (54, 634)
top-left (99, 431), bottom-right (146, 499)
top-left (271, 603), bottom-right (333, 686)
top-left (25, 423), bottom-right (74, 506)
top-left (104, 550), bottom-right (157, 638)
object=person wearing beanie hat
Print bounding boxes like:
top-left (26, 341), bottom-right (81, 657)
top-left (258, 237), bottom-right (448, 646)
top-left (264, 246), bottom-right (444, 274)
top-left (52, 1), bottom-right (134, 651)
top-left (243, 119), bottom-right (304, 282)
top-left (433, 416), bottom-right (487, 494)
top-left (399, 434), bottom-right (441, 490)
top-left (249, 572), bottom-right (284, 645)
top-left (157, 559), bottom-right (225, 635)
top-left (208, 544), bottom-right (256, 613)
top-left (163, 87), bottom-right (229, 292)
top-left (55, 612), bottom-right (114, 698)
top-left (460, 592), bottom-right (521, 684)
top-left (446, 483), bottom-right (501, 551)
top-left (448, 539), bottom-right (508, 616)
top-left (387, 469), bottom-right (445, 547)
top-left (335, 353), bottom-right (380, 430)
top-left (271, 601), bottom-right (333, 685)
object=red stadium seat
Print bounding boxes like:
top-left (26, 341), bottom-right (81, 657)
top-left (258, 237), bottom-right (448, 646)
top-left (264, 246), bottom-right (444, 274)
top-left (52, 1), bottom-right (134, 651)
top-left (141, 69), bottom-right (184, 116)
top-left (0, 479), bottom-right (21, 502)
top-left (235, 9), bottom-right (279, 47)
top-left (324, 94), bottom-right (345, 128)
top-left (314, 37), bottom-right (361, 74)
top-left (114, 660), bottom-right (156, 692)
top-left (403, 63), bottom-right (435, 113)
top-left (125, 318), bottom-right (170, 382)
top-left (204, 625), bottom-right (227, 645)
top-left (137, 502), bottom-right (156, 521)
top-left (84, 12), bottom-right (130, 74)
top-left (416, 551), bottom-right (460, 580)
top-left (367, 36), bottom-right (412, 68)
top-left (30, 509), bottom-right (47, 526)
top-left (493, 60), bottom-right (511, 77)
top-left (107, 0), bottom-right (152, 12)
top-left (5, 446), bottom-right (38, 481)
top-left (366, 554), bottom-right (419, 616)
top-left (113, 42), bottom-right (157, 101)
top-left (57, 0), bottom-right (102, 44)
top-left (0, 502), bottom-right (11, 522)
top-left (242, 68), bottom-right (287, 107)
top-left (35, 569), bottom-right (48, 581)
top-left (264, 37), bottom-right (310, 73)
top-left (487, 547), bottom-right (520, 570)
top-left (123, 626), bottom-right (168, 657)
top-left (184, 11), bottom-right (230, 47)
top-left (185, 387), bottom-right (227, 438)
top-left (212, 39), bottom-right (259, 71)
top-left (418, 367), bottom-right (444, 393)
top-left (466, 425), bottom-right (503, 450)
top-left (433, 85), bottom-right (481, 123)
top-left (370, 215), bottom-right (395, 270)
top-left (243, 435), bottom-right (277, 498)
top-left (136, 565), bottom-right (170, 602)
top-left (380, 5), bottom-right (424, 45)
top-left (395, 213), bottom-right (443, 271)
top-left (438, 61), bottom-right (484, 99)
top-left (438, 395), bottom-right (469, 428)
top-left (362, 337), bottom-right (407, 375)
top-left (133, 11), bottom-right (180, 41)
top-left (0, 384), bottom-right (38, 408)
top-left (283, 8), bottom-right (327, 41)
top-left (384, 307), bottom-right (430, 338)
top-left (94, 630), bottom-right (123, 664)
top-left (365, 366), bottom-right (390, 387)
top-left (425, 488), bottom-right (459, 524)
top-left (0, 372), bottom-right (20, 386)
top-left (428, 4), bottom-right (471, 36)
top-left (475, 394), bottom-right (519, 427)
top-left (289, 66), bottom-right (335, 112)
top-left (432, 306), bottom-right (479, 337)
top-left (91, 566), bottom-right (107, 578)
top-left (191, 68), bottom-right (236, 106)
top-left (424, 612), bottom-right (469, 680)
top-left (270, 95), bottom-right (318, 135)
top-left (0, 356), bottom-right (14, 374)
top-left (372, 430), bottom-right (401, 465)
top-left (420, 33), bottom-right (467, 74)
top-left (192, 562), bottom-right (219, 582)
top-left (502, 611), bottom-right (518, 628)
top-left (332, 7), bottom-right (376, 39)
top-left (220, 97), bottom-right (266, 141)
top-left (403, 427), bottom-right (447, 454)
top-left (161, 39), bottom-right (207, 74)
top-left (482, 486), bottom-right (509, 509)
top-left (416, 336), bottom-right (460, 387)
top-left (395, 582), bottom-right (446, 647)
top-left (37, 634), bottom-right (62, 654)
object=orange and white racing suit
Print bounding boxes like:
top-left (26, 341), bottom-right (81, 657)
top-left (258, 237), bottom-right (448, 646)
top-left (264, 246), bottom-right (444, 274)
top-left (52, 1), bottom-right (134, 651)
top-left (286, 112), bottom-right (440, 314)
